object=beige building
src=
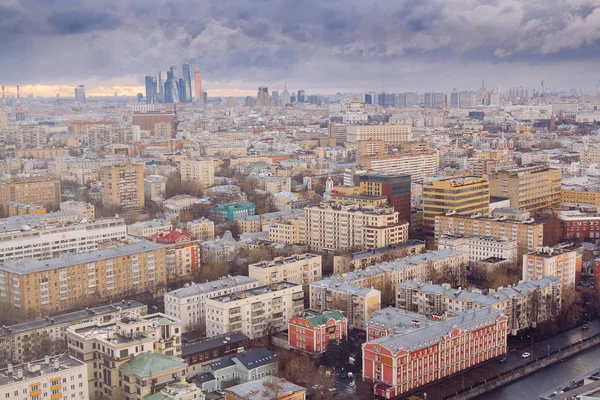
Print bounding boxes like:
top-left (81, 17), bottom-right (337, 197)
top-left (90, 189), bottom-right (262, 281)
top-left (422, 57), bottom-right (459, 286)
top-left (186, 218), bottom-right (215, 242)
top-left (127, 219), bottom-right (173, 237)
top-left (333, 240), bottom-right (426, 274)
top-left (523, 247), bottom-right (581, 288)
top-left (249, 253), bottom-right (322, 285)
top-left (267, 216), bottom-right (306, 245)
top-left (144, 174), bottom-right (168, 200)
top-left (309, 280), bottom-right (381, 330)
top-left (205, 282), bottom-right (304, 339)
top-left (346, 124), bottom-right (412, 145)
top-left (100, 164), bottom-right (145, 212)
top-left (0, 241), bottom-right (167, 318)
top-left (238, 209), bottom-right (304, 233)
top-left (0, 178), bottom-right (61, 209)
top-left (304, 203), bottom-right (408, 252)
top-left (579, 146), bottom-right (600, 165)
top-left (59, 200), bottom-right (95, 220)
top-left (180, 159), bottom-right (215, 188)
top-left (422, 176), bottom-right (490, 244)
top-left (397, 277), bottom-right (562, 335)
top-left (67, 313), bottom-right (182, 399)
top-left (434, 207), bottom-right (544, 256)
top-left (489, 165), bottom-right (561, 211)
top-left (360, 151), bottom-right (439, 183)
top-left (12, 147), bottom-right (68, 159)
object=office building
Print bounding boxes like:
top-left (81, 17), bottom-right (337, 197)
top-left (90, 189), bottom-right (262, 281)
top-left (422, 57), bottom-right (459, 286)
top-left (360, 151), bottom-right (439, 183)
top-left (358, 174), bottom-right (412, 223)
top-left (256, 86), bottom-right (270, 107)
top-left (0, 241), bottom-right (166, 317)
top-left (304, 203), bottom-right (408, 252)
top-left (489, 165), bottom-right (561, 212)
top-left (182, 332), bottom-right (250, 375)
top-left (0, 355), bottom-right (88, 400)
top-left (145, 75), bottom-right (157, 104)
top-left (209, 202), bottom-right (256, 222)
top-left (127, 219), bottom-right (173, 237)
top-left (0, 179), bottom-right (61, 209)
top-left (297, 90), bottom-right (305, 103)
top-left (100, 164), bottom-right (145, 212)
top-left (132, 110), bottom-right (175, 136)
top-left (423, 176), bottom-right (490, 244)
top-left (164, 276), bottom-right (259, 332)
top-left (180, 159), bottom-right (215, 188)
top-left (397, 277), bottom-right (562, 335)
top-left (74, 85), bottom-right (85, 103)
top-left (363, 308), bottom-right (507, 399)
top-left (249, 253), bottom-right (322, 285)
top-left (205, 282), bottom-right (304, 339)
top-left (288, 309), bottom-right (347, 354)
top-left (423, 92), bottom-right (447, 108)
top-left (523, 247), bottom-right (581, 288)
top-left (346, 124), bottom-right (412, 145)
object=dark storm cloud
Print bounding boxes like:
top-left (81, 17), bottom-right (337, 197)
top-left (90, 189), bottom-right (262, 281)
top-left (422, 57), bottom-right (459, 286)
top-left (2, 0), bottom-right (600, 89)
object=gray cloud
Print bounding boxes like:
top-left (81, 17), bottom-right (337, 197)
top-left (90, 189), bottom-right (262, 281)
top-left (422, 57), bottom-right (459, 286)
top-left (2, 0), bottom-right (600, 92)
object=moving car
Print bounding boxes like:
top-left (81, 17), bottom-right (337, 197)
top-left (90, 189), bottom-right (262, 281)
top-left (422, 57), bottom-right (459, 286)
top-left (522, 352), bottom-right (531, 359)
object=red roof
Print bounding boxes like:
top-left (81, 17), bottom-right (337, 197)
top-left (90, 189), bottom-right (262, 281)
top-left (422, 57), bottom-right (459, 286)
top-left (148, 229), bottom-right (196, 244)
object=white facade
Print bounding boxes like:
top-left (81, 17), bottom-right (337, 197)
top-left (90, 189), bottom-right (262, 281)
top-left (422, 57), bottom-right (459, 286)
top-left (144, 175), bottom-right (168, 200)
top-left (363, 151), bottom-right (438, 183)
top-left (205, 282), bottom-right (304, 339)
top-left (59, 201), bottom-right (96, 220)
top-left (164, 276), bottom-right (259, 332)
top-left (248, 253), bottom-right (322, 285)
top-left (346, 124), bottom-right (412, 145)
top-left (127, 219), bottom-right (173, 237)
top-left (437, 234), bottom-right (518, 264)
top-left (180, 159), bottom-right (215, 188)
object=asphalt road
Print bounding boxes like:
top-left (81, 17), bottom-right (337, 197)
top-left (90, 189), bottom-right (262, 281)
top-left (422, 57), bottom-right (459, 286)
top-left (400, 319), bottom-right (600, 400)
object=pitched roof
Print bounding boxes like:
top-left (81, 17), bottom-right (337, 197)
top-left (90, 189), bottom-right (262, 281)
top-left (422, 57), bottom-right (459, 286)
top-left (119, 353), bottom-right (186, 378)
top-left (234, 348), bottom-right (276, 370)
top-left (305, 310), bottom-right (345, 327)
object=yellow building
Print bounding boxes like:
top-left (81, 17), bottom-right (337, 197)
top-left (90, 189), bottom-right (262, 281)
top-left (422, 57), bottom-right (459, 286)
top-left (560, 185), bottom-right (600, 206)
top-left (0, 178), bottom-right (61, 209)
top-left (267, 216), bottom-right (306, 244)
top-left (329, 193), bottom-right (389, 207)
top-left (248, 253), bottom-right (322, 285)
top-left (423, 176), bottom-right (490, 244)
top-left (489, 165), bottom-right (561, 211)
top-left (12, 147), bottom-right (69, 159)
top-left (434, 208), bottom-right (544, 256)
top-left (180, 158), bottom-right (215, 188)
top-left (3, 201), bottom-right (46, 216)
top-left (100, 164), bottom-right (145, 212)
top-left (0, 241), bottom-right (167, 318)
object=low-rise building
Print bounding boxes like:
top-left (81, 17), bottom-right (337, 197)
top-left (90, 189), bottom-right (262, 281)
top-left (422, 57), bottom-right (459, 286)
top-left (267, 216), bottom-right (306, 245)
top-left (59, 200), bottom-right (96, 220)
top-left (199, 231), bottom-right (239, 264)
top-left (205, 282), bottom-right (304, 339)
top-left (288, 309), bottom-right (347, 354)
top-left (437, 234), bottom-right (518, 264)
top-left (209, 202), bottom-right (256, 222)
top-left (149, 229), bottom-right (200, 282)
top-left (363, 308), bottom-right (507, 399)
top-left (0, 355), bottom-right (88, 400)
top-left (523, 247), bottom-right (581, 288)
top-left (144, 175), bottom-right (168, 200)
top-left (248, 253), bottom-right (322, 285)
top-left (165, 195), bottom-right (198, 209)
top-left (224, 377), bottom-right (306, 400)
top-left (182, 332), bottom-right (250, 376)
top-left (164, 276), bottom-right (259, 332)
top-left (127, 219), bottom-right (173, 237)
top-left (333, 240), bottom-right (426, 274)
top-left (238, 209), bottom-right (304, 233)
top-left (557, 208), bottom-right (600, 242)
top-left (145, 382), bottom-right (205, 400)
top-left (186, 218), bottom-right (215, 242)
top-left (119, 352), bottom-right (188, 399)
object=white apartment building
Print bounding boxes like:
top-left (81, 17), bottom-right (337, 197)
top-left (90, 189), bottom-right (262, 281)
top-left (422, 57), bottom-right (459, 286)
top-left (0, 355), bottom-right (88, 400)
top-left (346, 124), bottom-right (412, 145)
top-left (205, 282), bottom-right (304, 339)
top-left (437, 234), bottom-right (518, 264)
top-left (360, 151), bottom-right (439, 183)
top-left (255, 176), bottom-right (292, 194)
top-left (304, 203), bottom-right (408, 252)
top-left (248, 253), bottom-right (322, 285)
top-left (180, 159), bottom-right (215, 188)
top-left (127, 219), bottom-right (173, 237)
top-left (67, 313), bottom-right (182, 399)
top-left (186, 218), bottom-right (215, 242)
top-left (144, 174), bottom-right (168, 200)
top-left (0, 216), bottom-right (126, 262)
top-left (164, 276), bottom-right (259, 332)
top-left (59, 200), bottom-right (96, 220)
top-left (0, 300), bottom-right (146, 365)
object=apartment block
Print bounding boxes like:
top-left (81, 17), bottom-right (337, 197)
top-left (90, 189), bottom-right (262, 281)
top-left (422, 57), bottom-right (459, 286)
top-left (423, 176), bottom-right (490, 244)
top-left (148, 229), bottom-right (200, 281)
top-left (100, 164), bottom-right (145, 212)
top-left (205, 282), bottom-right (304, 339)
top-left (0, 179), bottom-right (61, 209)
top-left (180, 159), bottom-right (215, 188)
top-left (434, 207), bottom-right (544, 256)
top-left (238, 209), bottom-right (304, 233)
top-left (186, 218), bottom-right (215, 242)
top-left (11, 147), bottom-right (68, 160)
top-left (346, 124), bottom-right (412, 145)
top-left (333, 241), bottom-right (426, 274)
top-left (363, 308), bottom-right (507, 399)
top-left (0, 355), bottom-right (88, 400)
top-left (164, 276), bottom-right (259, 332)
top-left (144, 174), bottom-right (168, 200)
top-left (119, 352), bottom-right (188, 399)
top-left (288, 309), bottom-right (347, 354)
top-left (304, 203), bottom-right (408, 252)
top-left (358, 173), bottom-right (412, 223)
top-left (359, 151), bottom-right (438, 183)
top-left (0, 300), bottom-right (146, 366)
top-left (0, 216), bottom-right (126, 262)
top-left (489, 165), bottom-right (561, 212)
top-left (437, 234), bottom-right (518, 264)
top-left (523, 247), bottom-right (581, 288)
top-left (182, 332), bottom-right (250, 375)
top-left (249, 253), bottom-right (322, 285)
top-left (67, 313), bottom-right (182, 399)
top-left (59, 200), bottom-right (96, 220)
top-left (2, 202), bottom-right (46, 217)
top-left (309, 280), bottom-right (381, 330)
top-left (397, 277), bottom-right (562, 335)
top-left (267, 216), bottom-right (306, 245)
top-left (0, 241), bottom-right (166, 317)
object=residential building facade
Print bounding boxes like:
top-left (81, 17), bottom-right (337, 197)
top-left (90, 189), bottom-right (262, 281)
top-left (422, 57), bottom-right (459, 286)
top-left (288, 309), bottom-right (347, 354)
top-left (523, 247), bottom-right (581, 287)
top-left (248, 253), bottom-right (322, 285)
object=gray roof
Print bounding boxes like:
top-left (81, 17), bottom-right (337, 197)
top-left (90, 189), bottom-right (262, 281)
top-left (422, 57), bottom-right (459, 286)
top-left (210, 281), bottom-right (301, 304)
top-left (225, 377), bottom-right (305, 400)
top-left (348, 240), bottom-right (425, 260)
top-left (192, 372), bottom-right (215, 384)
top-left (235, 348), bottom-right (276, 370)
top-left (310, 279), bottom-right (379, 296)
top-left (0, 355), bottom-right (85, 386)
top-left (236, 208), bottom-right (303, 222)
top-left (0, 300), bottom-right (146, 337)
top-left (209, 357), bottom-right (236, 371)
top-left (182, 332), bottom-right (249, 357)
top-left (368, 308), bottom-right (431, 334)
top-left (167, 276), bottom-right (258, 299)
top-left (0, 240), bottom-right (165, 274)
top-left (128, 219), bottom-right (171, 229)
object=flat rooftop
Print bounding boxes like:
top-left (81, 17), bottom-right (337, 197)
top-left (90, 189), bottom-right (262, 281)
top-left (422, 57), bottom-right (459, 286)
top-left (0, 355), bottom-right (85, 386)
top-left (165, 276), bottom-right (258, 299)
top-left (209, 282), bottom-right (300, 304)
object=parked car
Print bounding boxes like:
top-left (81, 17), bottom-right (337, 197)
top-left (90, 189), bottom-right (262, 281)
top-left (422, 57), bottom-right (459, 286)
top-left (522, 352), bottom-right (531, 359)
top-left (498, 357), bottom-right (507, 363)
top-left (582, 324), bottom-right (589, 330)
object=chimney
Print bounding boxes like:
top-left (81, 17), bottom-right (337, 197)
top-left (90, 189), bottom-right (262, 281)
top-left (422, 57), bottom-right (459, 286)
top-left (7, 364), bottom-right (13, 374)
top-left (45, 356), bottom-right (50, 365)
top-left (53, 359), bottom-right (60, 370)
top-left (17, 369), bottom-right (23, 379)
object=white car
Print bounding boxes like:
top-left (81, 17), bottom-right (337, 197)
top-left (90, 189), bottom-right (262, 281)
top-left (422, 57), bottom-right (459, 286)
top-left (522, 352), bottom-right (531, 359)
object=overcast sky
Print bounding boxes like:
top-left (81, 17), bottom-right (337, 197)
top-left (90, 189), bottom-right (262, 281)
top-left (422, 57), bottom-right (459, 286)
top-left (2, 0), bottom-right (600, 97)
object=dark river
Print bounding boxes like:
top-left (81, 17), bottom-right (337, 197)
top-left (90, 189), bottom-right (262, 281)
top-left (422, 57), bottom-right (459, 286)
top-left (476, 345), bottom-right (600, 399)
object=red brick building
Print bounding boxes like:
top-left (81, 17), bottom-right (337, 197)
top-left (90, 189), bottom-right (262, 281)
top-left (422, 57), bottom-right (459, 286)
top-left (558, 210), bottom-right (600, 242)
top-left (149, 229), bottom-right (199, 281)
top-left (362, 308), bottom-right (507, 399)
top-left (288, 309), bottom-right (347, 354)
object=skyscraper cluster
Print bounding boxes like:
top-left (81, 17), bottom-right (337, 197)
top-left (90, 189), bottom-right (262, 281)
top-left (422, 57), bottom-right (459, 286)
top-left (144, 63), bottom-right (204, 104)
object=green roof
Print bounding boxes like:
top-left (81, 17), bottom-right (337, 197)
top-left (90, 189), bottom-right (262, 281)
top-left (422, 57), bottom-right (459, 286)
top-left (306, 310), bottom-right (345, 327)
top-left (120, 352), bottom-right (186, 378)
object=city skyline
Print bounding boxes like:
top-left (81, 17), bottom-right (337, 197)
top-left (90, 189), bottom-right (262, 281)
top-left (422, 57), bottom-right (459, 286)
top-left (2, 0), bottom-right (600, 97)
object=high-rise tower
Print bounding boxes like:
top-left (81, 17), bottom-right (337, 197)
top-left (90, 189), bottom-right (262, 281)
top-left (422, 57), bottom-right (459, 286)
top-left (194, 67), bottom-right (203, 105)
top-left (182, 63), bottom-right (192, 103)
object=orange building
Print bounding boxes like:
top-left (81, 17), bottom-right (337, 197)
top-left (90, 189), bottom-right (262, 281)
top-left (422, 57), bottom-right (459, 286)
top-left (148, 229), bottom-right (200, 281)
top-left (0, 179), bottom-right (61, 209)
top-left (522, 247), bottom-right (581, 288)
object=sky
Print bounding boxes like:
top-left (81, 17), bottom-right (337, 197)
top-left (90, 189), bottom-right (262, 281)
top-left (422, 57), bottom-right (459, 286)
top-left (2, 0), bottom-right (600, 97)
